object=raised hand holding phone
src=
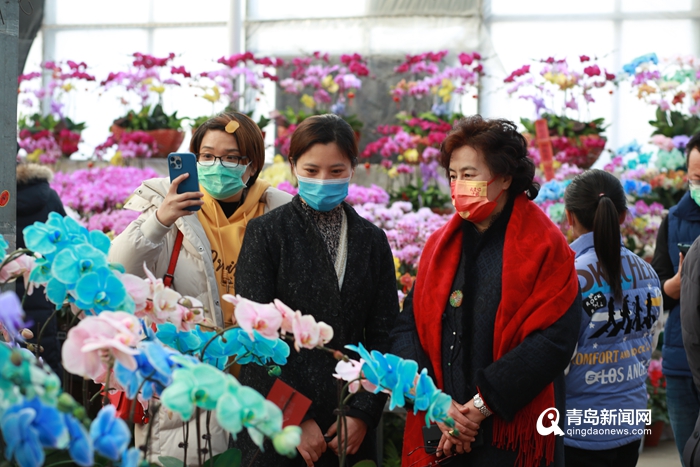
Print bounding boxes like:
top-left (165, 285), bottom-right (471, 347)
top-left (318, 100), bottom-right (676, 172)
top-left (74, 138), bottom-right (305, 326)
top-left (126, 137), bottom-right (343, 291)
top-left (157, 153), bottom-right (204, 227)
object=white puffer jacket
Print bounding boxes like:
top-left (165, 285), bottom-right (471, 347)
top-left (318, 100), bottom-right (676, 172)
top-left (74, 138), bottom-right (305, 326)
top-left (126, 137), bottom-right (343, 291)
top-left (109, 177), bottom-right (292, 465)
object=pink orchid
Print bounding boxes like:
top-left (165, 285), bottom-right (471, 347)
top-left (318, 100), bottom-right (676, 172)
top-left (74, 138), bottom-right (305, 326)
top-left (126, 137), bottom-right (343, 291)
top-left (118, 272), bottom-right (150, 315)
top-left (318, 321), bottom-right (334, 345)
top-left (62, 311), bottom-right (142, 380)
top-left (650, 134), bottom-right (675, 151)
top-left (0, 254), bottom-right (36, 286)
top-left (333, 359), bottom-right (364, 393)
top-left (225, 294), bottom-right (283, 340)
top-left (152, 286), bottom-right (184, 326)
top-left (292, 313), bottom-right (321, 351)
top-left (179, 296), bottom-right (205, 331)
top-left (273, 299), bottom-right (296, 334)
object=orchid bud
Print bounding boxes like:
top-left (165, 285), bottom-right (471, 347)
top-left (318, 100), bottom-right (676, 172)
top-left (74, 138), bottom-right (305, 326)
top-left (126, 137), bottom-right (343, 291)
top-left (21, 328), bottom-right (34, 340)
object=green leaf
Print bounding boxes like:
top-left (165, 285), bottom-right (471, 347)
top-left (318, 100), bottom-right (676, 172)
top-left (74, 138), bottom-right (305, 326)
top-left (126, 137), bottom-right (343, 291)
top-left (351, 461), bottom-right (377, 467)
top-left (158, 456), bottom-right (186, 467)
top-left (201, 448), bottom-right (242, 467)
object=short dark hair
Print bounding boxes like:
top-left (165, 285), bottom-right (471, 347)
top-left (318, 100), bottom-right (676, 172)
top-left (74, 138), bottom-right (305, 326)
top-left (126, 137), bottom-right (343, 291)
top-left (288, 114), bottom-right (358, 168)
top-left (439, 115), bottom-right (539, 199)
top-left (686, 132), bottom-right (700, 169)
top-left (190, 111), bottom-right (265, 187)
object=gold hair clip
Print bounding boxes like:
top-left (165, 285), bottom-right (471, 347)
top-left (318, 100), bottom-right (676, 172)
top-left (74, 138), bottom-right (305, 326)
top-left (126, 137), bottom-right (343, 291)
top-left (225, 120), bottom-right (240, 134)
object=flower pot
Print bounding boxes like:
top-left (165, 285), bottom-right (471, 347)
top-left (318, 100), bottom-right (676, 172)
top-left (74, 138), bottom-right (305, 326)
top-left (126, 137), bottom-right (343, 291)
top-left (110, 124), bottom-right (125, 142)
top-left (644, 420), bottom-right (665, 447)
top-left (147, 129), bottom-right (185, 158)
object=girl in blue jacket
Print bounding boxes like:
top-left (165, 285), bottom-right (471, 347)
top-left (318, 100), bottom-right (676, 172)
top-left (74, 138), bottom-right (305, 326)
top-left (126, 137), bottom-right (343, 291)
top-left (563, 169), bottom-right (662, 467)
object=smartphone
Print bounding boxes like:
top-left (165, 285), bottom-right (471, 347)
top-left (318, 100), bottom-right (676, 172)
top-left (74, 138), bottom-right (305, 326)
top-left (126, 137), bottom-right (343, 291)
top-left (167, 152), bottom-right (200, 212)
top-left (679, 243), bottom-right (693, 255)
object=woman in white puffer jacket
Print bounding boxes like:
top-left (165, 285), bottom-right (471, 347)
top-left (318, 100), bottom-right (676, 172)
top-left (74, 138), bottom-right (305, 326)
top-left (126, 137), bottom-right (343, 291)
top-left (109, 111), bottom-right (291, 465)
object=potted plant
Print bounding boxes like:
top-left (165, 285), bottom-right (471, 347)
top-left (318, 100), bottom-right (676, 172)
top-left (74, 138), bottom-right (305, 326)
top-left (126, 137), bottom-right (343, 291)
top-left (190, 52), bottom-right (281, 134)
top-left (390, 50), bottom-right (483, 117)
top-left (622, 53), bottom-right (700, 140)
top-left (273, 52), bottom-right (370, 155)
top-left (645, 358), bottom-right (669, 446)
top-left (17, 60), bottom-right (95, 163)
top-left (100, 52), bottom-right (191, 157)
top-left (505, 55), bottom-right (616, 170)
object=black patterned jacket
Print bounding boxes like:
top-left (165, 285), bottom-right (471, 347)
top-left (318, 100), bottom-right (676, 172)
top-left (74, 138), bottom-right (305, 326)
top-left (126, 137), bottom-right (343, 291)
top-left (233, 195), bottom-right (399, 466)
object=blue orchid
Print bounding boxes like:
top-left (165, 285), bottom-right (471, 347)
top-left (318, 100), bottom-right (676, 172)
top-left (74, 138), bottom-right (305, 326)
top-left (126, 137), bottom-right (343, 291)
top-left (3, 398), bottom-right (69, 450)
top-left (114, 340), bottom-right (175, 400)
top-left (28, 257), bottom-right (52, 285)
top-left (413, 369), bottom-right (438, 413)
top-left (156, 323), bottom-right (202, 354)
top-left (64, 413), bottom-right (94, 467)
top-left (616, 140), bottom-right (641, 156)
top-left (89, 405), bottom-right (131, 461)
top-left (119, 447), bottom-right (142, 467)
top-left (23, 212), bottom-right (74, 260)
top-left (223, 328), bottom-right (290, 367)
top-left (622, 53), bottom-right (658, 74)
top-left (345, 343), bottom-right (453, 426)
top-left (0, 234), bottom-right (8, 259)
top-left (51, 244), bottom-right (109, 287)
top-left (1, 407), bottom-right (44, 467)
top-left (74, 266), bottom-right (129, 313)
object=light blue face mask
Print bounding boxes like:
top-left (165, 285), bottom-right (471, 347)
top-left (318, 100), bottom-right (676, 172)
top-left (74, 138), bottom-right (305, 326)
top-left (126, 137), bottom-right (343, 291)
top-left (296, 174), bottom-right (351, 211)
top-left (198, 163), bottom-right (248, 200)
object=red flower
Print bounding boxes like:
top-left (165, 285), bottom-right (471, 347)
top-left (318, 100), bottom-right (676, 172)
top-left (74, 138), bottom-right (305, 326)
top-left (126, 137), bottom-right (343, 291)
top-left (605, 70), bottom-right (616, 81)
top-left (584, 65), bottom-right (601, 77)
top-left (504, 65), bottom-right (530, 83)
top-left (580, 55), bottom-right (590, 63)
top-left (262, 71), bottom-right (278, 82)
top-left (170, 66), bottom-right (191, 78)
top-left (673, 91), bottom-right (686, 105)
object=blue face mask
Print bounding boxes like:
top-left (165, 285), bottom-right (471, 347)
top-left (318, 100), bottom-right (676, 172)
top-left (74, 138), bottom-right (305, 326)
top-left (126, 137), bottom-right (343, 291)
top-left (296, 174), bottom-right (351, 211)
top-left (198, 164), bottom-right (248, 200)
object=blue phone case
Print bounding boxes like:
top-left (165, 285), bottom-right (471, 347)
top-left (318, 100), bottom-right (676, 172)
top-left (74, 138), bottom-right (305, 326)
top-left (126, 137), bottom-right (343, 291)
top-left (167, 152), bottom-right (200, 212)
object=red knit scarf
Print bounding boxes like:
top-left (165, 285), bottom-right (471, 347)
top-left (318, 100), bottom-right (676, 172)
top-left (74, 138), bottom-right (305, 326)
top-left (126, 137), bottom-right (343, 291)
top-left (402, 194), bottom-right (578, 467)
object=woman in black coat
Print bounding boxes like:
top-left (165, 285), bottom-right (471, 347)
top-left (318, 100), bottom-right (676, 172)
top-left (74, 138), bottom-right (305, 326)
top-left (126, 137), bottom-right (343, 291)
top-left (234, 114), bottom-right (399, 467)
top-left (15, 163), bottom-right (67, 378)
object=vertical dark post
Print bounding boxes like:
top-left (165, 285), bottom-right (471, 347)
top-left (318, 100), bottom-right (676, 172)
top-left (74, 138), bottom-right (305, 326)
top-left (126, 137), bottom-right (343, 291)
top-left (0, 0), bottom-right (19, 287)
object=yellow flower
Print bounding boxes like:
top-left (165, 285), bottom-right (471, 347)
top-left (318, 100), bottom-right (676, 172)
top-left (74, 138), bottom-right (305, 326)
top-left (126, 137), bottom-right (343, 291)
top-left (61, 83), bottom-right (74, 92)
top-left (149, 85), bottom-right (165, 94)
top-left (259, 156), bottom-right (293, 187)
top-left (321, 75), bottom-right (339, 93)
top-left (437, 78), bottom-right (455, 103)
top-left (202, 85), bottom-right (220, 103)
top-left (142, 77), bottom-right (153, 85)
top-left (393, 256), bottom-right (401, 280)
top-left (403, 148), bottom-right (419, 164)
top-left (387, 167), bottom-right (399, 179)
top-left (637, 84), bottom-right (656, 98)
top-left (110, 151), bottom-right (124, 166)
top-left (300, 94), bottom-right (316, 109)
top-left (27, 149), bottom-right (42, 163)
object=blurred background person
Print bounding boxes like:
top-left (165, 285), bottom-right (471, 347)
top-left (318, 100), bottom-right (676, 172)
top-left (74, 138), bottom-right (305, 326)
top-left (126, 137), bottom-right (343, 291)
top-left (652, 132), bottom-right (700, 460)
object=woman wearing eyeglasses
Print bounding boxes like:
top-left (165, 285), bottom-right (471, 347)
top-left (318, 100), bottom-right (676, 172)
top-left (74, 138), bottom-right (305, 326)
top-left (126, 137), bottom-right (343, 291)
top-left (109, 111), bottom-right (292, 465)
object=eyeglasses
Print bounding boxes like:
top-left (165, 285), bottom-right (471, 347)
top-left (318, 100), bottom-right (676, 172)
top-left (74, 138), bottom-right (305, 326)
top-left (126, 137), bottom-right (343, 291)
top-left (690, 179), bottom-right (700, 189)
top-left (196, 153), bottom-right (249, 168)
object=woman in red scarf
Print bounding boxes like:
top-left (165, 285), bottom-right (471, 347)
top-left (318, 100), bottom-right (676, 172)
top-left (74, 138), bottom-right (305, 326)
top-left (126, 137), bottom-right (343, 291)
top-left (391, 116), bottom-right (581, 467)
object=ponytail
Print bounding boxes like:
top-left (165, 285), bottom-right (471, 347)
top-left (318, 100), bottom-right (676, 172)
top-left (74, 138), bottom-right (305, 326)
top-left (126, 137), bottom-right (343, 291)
top-left (564, 169), bottom-right (627, 300)
top-left (593, 196), bottom-right (623, 300)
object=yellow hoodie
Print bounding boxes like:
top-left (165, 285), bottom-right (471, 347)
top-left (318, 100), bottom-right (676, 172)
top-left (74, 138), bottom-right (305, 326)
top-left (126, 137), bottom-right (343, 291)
top-left (197, 179), bottom-right (271, 326)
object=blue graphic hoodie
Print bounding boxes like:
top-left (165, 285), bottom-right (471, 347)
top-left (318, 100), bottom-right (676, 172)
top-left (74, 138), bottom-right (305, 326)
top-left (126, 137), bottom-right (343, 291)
top-left (564, 232), bottom-right (662, 450)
